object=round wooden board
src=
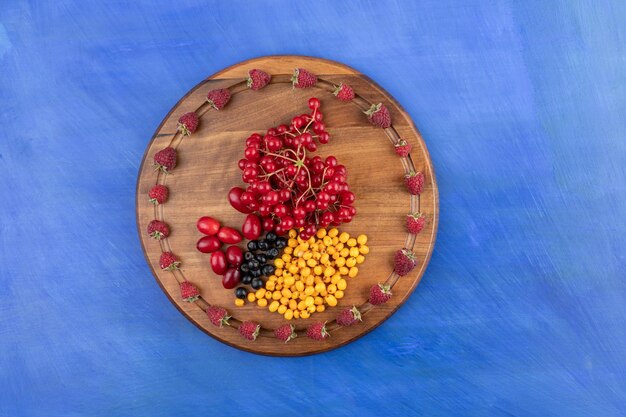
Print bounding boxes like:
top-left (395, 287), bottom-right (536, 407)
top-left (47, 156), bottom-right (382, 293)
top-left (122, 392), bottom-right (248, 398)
top-left (136, 55), bottom-right (438, 356)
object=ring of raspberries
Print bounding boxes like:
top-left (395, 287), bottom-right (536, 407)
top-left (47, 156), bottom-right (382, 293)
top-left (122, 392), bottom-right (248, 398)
top-left (146, 66), bottom-right (427, 343)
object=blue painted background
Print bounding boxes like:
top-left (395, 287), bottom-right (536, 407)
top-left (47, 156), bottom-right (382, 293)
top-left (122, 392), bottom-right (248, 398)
top-left (1, 1), bottom-right (625, 416)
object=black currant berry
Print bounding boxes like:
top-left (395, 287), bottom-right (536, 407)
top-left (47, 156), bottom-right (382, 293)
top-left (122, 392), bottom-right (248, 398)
top-left (235, 287), bottom-right (248, 299)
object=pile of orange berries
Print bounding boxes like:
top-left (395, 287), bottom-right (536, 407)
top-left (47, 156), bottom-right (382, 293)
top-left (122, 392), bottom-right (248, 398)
top-left (235, 228), bottom-right (369, 320)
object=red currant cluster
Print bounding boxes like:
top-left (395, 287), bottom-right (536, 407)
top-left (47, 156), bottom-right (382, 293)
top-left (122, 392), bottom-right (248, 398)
top-left (234, 98), bottom-right (357, 240)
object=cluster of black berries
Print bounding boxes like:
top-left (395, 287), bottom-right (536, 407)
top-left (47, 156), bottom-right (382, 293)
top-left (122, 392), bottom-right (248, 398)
top-left (234, 232), bottom-right (288, 299)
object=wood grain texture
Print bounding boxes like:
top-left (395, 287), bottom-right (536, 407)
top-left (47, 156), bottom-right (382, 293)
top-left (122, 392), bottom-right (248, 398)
top-left (136, 56), bottom-right (439, 355)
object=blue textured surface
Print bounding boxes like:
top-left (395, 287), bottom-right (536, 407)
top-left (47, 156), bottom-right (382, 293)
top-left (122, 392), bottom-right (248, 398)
top-left (1, 1), bottom-right (625, 416)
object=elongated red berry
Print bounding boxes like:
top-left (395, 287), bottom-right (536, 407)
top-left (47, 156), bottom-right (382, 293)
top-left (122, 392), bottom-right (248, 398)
top-left (206, 88), bottom-right (231, 110)
top-left (153, 147), bottom-right (177, 173)
top-left (247, 69), bottom-right (271, 90)
top-left (333, 83), bottom-right (355, 101)
top-left (364, 103), bottom-right (391, 128)
top-left (147, 219), bottom-right (170, 240)
top-left (159, 251), bottom-right (180, 271)
top-left (148, 184), bottom-right (169, 205)
top-left (292, 68), bottom-right (317, 88)
top-left (179, 281), bottom-right (200, 302)
top-left (177, 112), bottom-right (199, 136)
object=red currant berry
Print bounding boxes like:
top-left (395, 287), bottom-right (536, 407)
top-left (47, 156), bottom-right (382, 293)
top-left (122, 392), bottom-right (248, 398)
top-left (301, 133), bottom-right (312, 144)
top-left (258, 204), bottom-right (271, 217)
top-left (247, 200), bottom-right (259, 211)
top-left (292, 206), bottom-right (306, 219)
top-left (313, 122), bottom-right (325, 134)
top-left (262, 216), bottom-right (275, 232)
top-left (291, 116), bottom-right (304, 129)
top-left (263, 191), bottom-right (279, 206)
top-left (244, 147), bottom-right (260, 162)
top-left (285, 164), bottom-right (297, 177)
top-left (244, 165), bottom-right (259, 176)
top-left (316, 200), bottom-right (329, 210)
top-left (324, 181), bottom-right (340, 194)
top-left (280, 217), bottom-right (295, 230)
top-left (246, 135), bottom-right (261, 147)
top-left (321, 211), bottom-right (334, 224)
top-left (304, 223), bottom-right (317, 235)
top-left (338, 207), bottom-right (351, 219)
top-left (278, 188), bottom-right (291, 202)
top-left (308, 97), bottom-right (320, 110)
top-left (238, 158), bottom-right (248, 170)
top-left (340, 191), bottom-right (356, 205)
top-left (274, 223), bottom-right (285, 236)
top-left (306, 142), bottom-right (317, 152)
top-left (267, 137), bottom-right (283, 152)
top-left (295, 177), bottom-right (308, 188)
top-left (240, 191), bottom-right (254, 204)
top-left (274, 203), bottom-right (288, 218)
top-left (294, 218), bottom-right (306, 228)
top-left (311, 160), bottom-right (325, 174)
top-left (333, 174), bottom-right (347, 183)
top-left (277, 124), bottom-right (288, 134)
top-left (311, 175), bottom-right (323, 188)
top-left (317, 192), bottom-right (330, 203)
top-left (262, 160), bottom-right (277, 173)
top-left (314, 112), bottom-right (323, 122)
top-left (267, 128), bottom-right (277, 136)
top-left (303, 200), bottom-right (316, 212)
top-left (325, 156), bottom-right (338, 167)
top-left (256, 181), bottom-right (271, 195)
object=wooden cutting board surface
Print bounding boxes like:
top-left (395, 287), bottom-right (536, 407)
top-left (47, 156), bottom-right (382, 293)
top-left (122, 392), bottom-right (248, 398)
top-left (136, 55), bottom-right (438, 356)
